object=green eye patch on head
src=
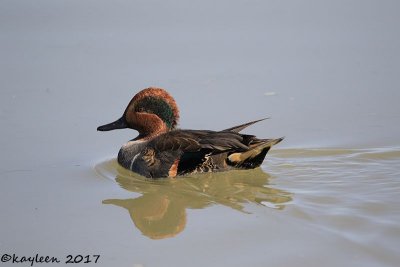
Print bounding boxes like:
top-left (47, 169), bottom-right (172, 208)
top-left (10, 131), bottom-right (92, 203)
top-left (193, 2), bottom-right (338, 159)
top-left (134, 96), bottom-right (175, 129)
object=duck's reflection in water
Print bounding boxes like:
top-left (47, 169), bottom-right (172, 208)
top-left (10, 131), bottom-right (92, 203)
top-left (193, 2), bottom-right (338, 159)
top-left (102, 162), bottom-right (292, 239)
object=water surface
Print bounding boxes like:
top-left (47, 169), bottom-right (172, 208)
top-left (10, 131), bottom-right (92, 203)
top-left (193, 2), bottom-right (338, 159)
top-left (90, 147), bottom-right (400, 266)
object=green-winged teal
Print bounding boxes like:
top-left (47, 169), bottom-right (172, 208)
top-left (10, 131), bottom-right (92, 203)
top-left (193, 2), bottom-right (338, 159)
top-left (97, 87), bottom-right (283, 178)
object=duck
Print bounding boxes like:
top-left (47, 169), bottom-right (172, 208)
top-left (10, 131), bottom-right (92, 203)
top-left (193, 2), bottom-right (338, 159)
top-left (97, 87), bottom-right (283, 178)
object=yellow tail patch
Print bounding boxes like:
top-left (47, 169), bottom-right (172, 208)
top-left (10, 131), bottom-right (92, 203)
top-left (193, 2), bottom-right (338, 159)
top-left (228, 153), bottom-right (242, 163)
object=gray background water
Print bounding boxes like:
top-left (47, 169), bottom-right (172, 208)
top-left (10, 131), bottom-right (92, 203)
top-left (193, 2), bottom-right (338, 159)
top-left (1, 1), bottom-right (400, 267)
top-left (1, 0), bottom-right (399, 156)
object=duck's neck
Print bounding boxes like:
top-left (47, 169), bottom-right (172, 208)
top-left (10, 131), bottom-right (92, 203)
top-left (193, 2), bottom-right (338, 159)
top-left (133, 113), bottom-right (170, 141)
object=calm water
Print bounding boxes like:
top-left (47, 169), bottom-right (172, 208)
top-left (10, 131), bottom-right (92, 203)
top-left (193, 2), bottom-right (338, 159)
top-left (1, 1), bottom-right (400, 267)
top-left (91, 148), bottom-right (400, 266)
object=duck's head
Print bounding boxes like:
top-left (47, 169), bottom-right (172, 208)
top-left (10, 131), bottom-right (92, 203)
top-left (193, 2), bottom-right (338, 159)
top-left (97, 87), bottom-right (179, 138)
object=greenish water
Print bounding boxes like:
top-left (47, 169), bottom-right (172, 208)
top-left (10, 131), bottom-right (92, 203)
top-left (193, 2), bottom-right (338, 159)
top-left (91, 147), bottom-right (400, 266)
top-left (97, 160), bottom-right (291, 239)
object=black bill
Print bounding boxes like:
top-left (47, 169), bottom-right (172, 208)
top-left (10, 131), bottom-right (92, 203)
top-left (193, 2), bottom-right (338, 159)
top-left (97, 116), bottom-right (128, 131)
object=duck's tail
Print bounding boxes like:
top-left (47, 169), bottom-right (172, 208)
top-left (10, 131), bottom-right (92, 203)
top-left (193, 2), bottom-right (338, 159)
top-left (227, 137), bottom-right (283, 169)
top-left (222, 118), bottom-right (269, 133)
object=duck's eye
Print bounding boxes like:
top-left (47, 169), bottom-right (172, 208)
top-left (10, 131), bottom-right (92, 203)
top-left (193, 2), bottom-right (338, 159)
top-left (137, 107), bottom-right (144, 112)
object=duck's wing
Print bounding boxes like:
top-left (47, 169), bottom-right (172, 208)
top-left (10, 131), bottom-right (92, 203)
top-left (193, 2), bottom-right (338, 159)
top-left (222, 118), bottom-right (268, 133)
top-left (148, 130), bottom-right (251, 176)
top-left (150, 130), bottom-right (249, 153)
top-left (144, 130), bottom-right (283, 177)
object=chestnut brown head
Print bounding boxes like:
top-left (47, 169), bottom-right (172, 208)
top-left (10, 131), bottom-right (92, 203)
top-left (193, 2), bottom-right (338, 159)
top-left (97, 87), bottom-right (179, 137)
